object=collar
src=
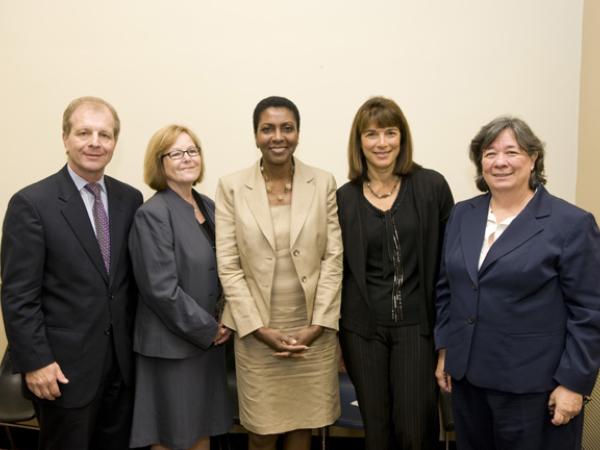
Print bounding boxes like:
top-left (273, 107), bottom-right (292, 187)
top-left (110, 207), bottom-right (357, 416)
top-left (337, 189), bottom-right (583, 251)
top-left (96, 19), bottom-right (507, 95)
top-left (67, 165), bottom-right (107, 194)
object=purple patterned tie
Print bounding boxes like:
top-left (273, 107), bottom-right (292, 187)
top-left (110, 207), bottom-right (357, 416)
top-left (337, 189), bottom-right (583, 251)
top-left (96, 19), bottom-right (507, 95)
top-left (85, 183), bottom-right (110, 273)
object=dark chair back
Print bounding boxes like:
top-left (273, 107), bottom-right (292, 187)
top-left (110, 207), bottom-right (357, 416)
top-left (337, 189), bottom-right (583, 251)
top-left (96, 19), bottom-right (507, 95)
top-left (0, 349), bottom-right (36, 423)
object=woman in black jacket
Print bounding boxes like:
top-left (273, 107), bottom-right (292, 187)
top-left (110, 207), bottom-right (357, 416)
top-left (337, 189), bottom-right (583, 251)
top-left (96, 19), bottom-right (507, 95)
top-left (337, 96), bottom-right (454, 450)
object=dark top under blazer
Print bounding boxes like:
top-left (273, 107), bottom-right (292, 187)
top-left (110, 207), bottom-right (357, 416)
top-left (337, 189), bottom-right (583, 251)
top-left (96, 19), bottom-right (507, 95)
top-left (128, 188), bottom-right (219, 359)
top-left (434, 186), bottom-right (600, 396)
top-left (1, 165), bottom-right (143, 408)
top-left (337, 167), bottom-right (454, 337)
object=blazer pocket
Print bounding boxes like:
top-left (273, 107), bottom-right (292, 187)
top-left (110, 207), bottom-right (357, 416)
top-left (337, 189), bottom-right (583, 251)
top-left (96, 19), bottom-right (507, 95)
top-left (446, 324), bottom-right (467, 346)
top-left (45, 326), bottom-right (87, 366)
top-left (506, 331), bottom-right (564, 372)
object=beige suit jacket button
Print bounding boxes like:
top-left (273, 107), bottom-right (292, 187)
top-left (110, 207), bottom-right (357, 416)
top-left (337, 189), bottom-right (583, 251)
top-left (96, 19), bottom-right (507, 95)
top-left (293, 249), bottom-right (300, 257)
top-left (301, 276), bottom-right (307, 283)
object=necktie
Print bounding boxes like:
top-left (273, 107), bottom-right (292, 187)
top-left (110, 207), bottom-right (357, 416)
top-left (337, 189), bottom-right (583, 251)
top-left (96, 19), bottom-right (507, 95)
top-left (85, 183), bottom-right (110, 273)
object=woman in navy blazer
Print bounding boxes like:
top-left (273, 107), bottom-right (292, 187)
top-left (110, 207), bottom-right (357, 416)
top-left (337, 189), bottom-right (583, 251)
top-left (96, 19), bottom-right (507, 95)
top-left (128, 125), bottom-right (232, 450)
top-left (434, 116), bottom-right (600, 450)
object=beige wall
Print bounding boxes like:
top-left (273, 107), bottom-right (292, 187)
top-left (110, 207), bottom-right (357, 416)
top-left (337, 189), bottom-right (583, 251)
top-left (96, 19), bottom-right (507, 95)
top-left (579, 1), bottom-right (600, 447)
top-left (577, 0), bottom-right (600, 218)
top-left (0, 1), bottom-right (587, 350)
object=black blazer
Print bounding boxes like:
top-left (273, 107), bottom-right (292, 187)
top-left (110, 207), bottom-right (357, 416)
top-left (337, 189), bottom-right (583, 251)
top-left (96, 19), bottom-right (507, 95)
top-left (336, 167), bottom-right (454, 337)
top-left (128, 188), bottom-right (219, 359)
top-left (1, 165), bottom-right (143, 407)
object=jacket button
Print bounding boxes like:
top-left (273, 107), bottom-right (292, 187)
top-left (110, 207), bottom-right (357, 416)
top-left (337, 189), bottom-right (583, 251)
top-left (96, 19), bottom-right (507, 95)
top-left (293, 249), bottom-right (300, 257)
top-left (466, 316), bottom-right (475, 325)
top-left (471, 284), bottom-right (478, 291)
top-left (104, 326), bottom-right (112, 335)
top-left (301, 276), bottom-right (307, 283)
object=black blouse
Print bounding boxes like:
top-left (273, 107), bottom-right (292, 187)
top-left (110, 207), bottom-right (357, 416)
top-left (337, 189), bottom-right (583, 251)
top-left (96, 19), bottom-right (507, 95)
top-left (362, 178), bottom-right (422, 326)
top-left (194, 193), bottom-right (215, 247)
top-left (194, 193), bottom-right (222, 316)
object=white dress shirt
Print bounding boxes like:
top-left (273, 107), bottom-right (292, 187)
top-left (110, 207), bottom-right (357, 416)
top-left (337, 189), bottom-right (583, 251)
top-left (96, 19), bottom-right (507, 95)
top-left (67, 165), bottom-right (109, 236)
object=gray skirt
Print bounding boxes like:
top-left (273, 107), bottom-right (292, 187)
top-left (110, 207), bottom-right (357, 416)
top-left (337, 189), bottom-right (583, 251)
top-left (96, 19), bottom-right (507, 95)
top-left (129, 346), bottom-right (233, 450)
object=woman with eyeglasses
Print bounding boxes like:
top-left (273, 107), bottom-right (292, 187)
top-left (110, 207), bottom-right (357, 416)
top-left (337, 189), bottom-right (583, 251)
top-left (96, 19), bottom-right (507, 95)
top-left (128, 125), bottom-right (233, 450)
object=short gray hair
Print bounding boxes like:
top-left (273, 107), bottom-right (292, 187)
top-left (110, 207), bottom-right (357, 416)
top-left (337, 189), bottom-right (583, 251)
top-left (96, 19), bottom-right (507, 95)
top-left (469, 116), bottom-right (546, 192)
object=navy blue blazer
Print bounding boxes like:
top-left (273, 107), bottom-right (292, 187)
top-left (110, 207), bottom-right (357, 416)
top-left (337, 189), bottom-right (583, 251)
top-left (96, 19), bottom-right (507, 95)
top-left (434, 186), bottom-right (600, 396)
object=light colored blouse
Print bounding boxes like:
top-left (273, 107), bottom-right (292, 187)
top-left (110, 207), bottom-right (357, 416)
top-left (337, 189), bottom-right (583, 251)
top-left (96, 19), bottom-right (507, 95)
top-left (478, 208), bottom-right (516, 269)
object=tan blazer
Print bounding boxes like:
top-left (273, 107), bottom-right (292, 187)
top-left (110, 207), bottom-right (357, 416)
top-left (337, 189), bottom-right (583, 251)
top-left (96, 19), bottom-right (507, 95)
top-left (215, 158), bottom-right (343, 338)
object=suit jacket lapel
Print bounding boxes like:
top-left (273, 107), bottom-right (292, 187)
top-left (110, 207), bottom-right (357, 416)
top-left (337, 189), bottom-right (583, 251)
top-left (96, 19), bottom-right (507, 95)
top-left (290, 159), bottom-right (315, 248)
top-left (343, 185), bottom-right (369, 304)
top-left (460, 195), bottom-right (489, 285)
top-left (243, 162), bottom-right (276, 251)
top-left (479, 188), bottom-right (547, 275)
top-left (164, 188), bottom-right (214, 252)
top-left (58, 167), bottom-right (109, 284)
top-left (163, 188), bottom-right (199, 231)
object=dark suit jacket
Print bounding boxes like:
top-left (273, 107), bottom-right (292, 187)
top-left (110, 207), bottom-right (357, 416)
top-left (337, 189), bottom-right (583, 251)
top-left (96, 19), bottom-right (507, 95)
top-left (1, 165), bottom-right (143, 408)
top-left (337, 167), bottom-right (454, 337)
top-left (128, 188), bottom-right (219, 358)
top-left (435, 186), bottom-right (600, 395)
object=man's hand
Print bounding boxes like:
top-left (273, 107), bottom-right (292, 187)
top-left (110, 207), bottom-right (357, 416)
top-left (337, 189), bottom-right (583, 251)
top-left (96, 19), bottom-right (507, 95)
top-left (435, 348), bottom-right (452, 393)
top-left (25, 362), bottom-right (69, 400)
top-left (548, 385), bottom-right (583, 426)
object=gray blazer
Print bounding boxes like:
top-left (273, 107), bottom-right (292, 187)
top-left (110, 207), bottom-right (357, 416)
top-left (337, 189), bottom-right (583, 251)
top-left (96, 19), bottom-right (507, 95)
top-left (128, 188), bottom-right (219, 359)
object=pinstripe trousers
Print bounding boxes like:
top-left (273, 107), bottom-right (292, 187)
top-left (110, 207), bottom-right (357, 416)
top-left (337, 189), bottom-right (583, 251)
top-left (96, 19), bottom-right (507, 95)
top-left (340, 324), bottom-right (438, 450)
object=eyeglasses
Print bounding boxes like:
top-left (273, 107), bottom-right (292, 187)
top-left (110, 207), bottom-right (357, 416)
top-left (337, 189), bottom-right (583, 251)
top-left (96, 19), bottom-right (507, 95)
top-left (161, 147), bottom-right (201, 160)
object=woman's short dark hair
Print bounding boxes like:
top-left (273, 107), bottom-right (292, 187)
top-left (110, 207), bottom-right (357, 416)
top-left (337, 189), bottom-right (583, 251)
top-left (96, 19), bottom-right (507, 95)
top-left (253, 96), bottom-right (300, 134)
top-left (347, 96), bottom-right (417, 182)
top-left (469, 116), bottom-right (546, 192)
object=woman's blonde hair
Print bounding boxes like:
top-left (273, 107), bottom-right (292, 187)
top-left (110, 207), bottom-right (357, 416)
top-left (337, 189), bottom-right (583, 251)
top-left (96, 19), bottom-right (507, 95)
top-left (144, 124), bottom-right (204, 191)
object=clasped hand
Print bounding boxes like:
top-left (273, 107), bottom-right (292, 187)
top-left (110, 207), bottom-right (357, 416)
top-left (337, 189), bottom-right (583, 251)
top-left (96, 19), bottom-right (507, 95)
top-left (253, 325), bottom-right (323, 358)
top-left (213, 323), bottom-right (232, 345)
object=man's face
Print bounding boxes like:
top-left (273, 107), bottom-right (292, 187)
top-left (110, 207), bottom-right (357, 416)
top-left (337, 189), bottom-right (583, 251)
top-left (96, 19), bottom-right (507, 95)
top-left (63, 104), bottom-right (116, 182)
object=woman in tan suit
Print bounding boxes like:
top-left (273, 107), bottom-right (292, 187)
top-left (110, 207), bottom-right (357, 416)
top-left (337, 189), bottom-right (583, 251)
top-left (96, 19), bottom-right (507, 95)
top-left (216, 96), bottom-right (343, 450)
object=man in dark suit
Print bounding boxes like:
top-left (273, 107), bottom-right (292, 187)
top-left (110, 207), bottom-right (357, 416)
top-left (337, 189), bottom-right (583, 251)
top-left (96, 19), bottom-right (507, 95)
top-left (1, 96), bottom-right (143, 450)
